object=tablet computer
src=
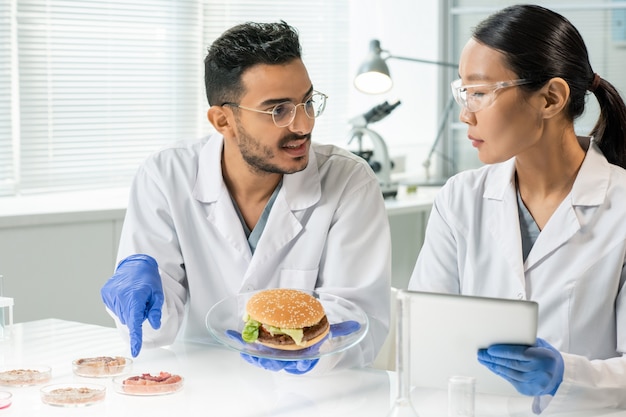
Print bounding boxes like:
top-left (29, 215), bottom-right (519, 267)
top-left (404, 290), bottom-right (538, 396)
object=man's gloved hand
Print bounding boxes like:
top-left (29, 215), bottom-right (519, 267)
top-left (477, 338), bottom-right (564, 396)
top-left (100, 254), bottom-right (164, 358)
top-left (227, 321), bottom-right (360, 375)
top-left (240, 354), bottom-right (319, 375)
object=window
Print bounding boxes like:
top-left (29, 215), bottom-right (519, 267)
top-left (0, 0), bottom-right (350, 197)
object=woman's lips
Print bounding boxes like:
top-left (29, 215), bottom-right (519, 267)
top-left (468, 135), bottom-right (484, 148)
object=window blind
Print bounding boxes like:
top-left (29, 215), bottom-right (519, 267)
top-left (0, 1), bottom-right (15, 196)
top-left (13, 0), bottom-right (204, 195)
top-left (0, 0), bottom-right (351, 197)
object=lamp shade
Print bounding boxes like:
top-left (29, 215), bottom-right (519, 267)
top-left (354, 40), bottom-right (393, 94)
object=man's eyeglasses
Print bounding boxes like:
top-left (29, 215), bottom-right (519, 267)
top-left (450, 79), bottom-right (532, 112)
top-left (222, 91), bottom-right (328, 128)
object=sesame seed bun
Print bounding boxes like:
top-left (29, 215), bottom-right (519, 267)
top-left (246, 289), bottom-right (325, 328)
top-left (246, 289), bottom-right (330, 350)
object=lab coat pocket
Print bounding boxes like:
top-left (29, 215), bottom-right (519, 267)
top-left (279, 268), bottom-right (319, 291)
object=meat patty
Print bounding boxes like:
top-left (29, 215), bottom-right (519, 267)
top-left (257, 315), bottom-right (329, 346)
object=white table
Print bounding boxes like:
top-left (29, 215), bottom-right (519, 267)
top-left (1, 320), bottom-right (625, 417)
top-left (0, 319), bottom-right (391, 416)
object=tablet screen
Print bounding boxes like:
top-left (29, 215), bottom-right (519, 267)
top-left (405, 290), bottom-right (538, 396)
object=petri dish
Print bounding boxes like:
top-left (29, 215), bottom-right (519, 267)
top-left (72, 356), bottom-right (132, 378)
top-left (41, 383), bottom-right (106, 407)
top-left (0, 391), bottom-right (12, 409)
top-left (112, 372), bottom-right (184, 396)
top-left (0, 366), bottom-right (52, 387)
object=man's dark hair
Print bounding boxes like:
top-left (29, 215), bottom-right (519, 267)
top-left (204, 21), bottom-right (302, 106)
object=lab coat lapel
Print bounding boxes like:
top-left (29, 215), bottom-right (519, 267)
top-left (192, 134), bottom-right (252, 262)
top-left (247, 149), bottom-right (322, 266)
top-left (525, 139), bottom-right (607, 270)
top-left (485, 160), bottom-right (526, 286)
top-left (249, 194), bottom-right (303, 262)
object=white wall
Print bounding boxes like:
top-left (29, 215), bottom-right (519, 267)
top-left (0, 213), bottom-right (124, 327)
top-left (348, 0), bottom-right (447, 182)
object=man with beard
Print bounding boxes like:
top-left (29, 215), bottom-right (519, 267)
top-left (100, 21), bottom-right (391, 375)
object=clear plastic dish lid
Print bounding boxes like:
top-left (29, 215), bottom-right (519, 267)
top-left (0, 391), bottom-right (12, 409)
top-left (72, 356), bottom-right (132, 378)
top-left (0, 365), bottom-right (52, 387)
top-left (205, 289), bottom-right (369, 361)
top-left (40, 383), bottom-right (106, 407)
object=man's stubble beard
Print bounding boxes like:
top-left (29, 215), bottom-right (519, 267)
top-left (236, 123), bottom-right (310, 175)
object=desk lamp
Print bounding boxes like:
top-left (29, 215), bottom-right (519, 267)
top-left (354, 39), bottom-right (457, 184)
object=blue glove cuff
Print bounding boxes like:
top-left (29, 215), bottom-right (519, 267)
top-left (117, 254), bottom-right (158, 270)
top-left (536, 338), bottom-right (564, 396)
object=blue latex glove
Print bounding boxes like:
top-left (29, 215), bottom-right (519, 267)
top-left (227, 321), bottom-right (361, 375)
top-left (477, 338), bottom-right (564, 396)
top-left (100, 254), bottom-right (164, 358)
top-left (241, 353), bottom-right (319, 375)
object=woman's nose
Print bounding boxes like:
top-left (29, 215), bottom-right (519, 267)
top-left (459, 106), bottom-right (475, 125)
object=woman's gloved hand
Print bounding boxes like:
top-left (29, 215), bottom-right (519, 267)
top-left (477, 338), bottom-right (564, 396)
top-left (100, 254), bottom-right (164, 357)
top-left (227, 321), bottom-right (361, 375)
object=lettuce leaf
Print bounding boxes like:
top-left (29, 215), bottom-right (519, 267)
top-left (242, 318), bottom-right (261, 343)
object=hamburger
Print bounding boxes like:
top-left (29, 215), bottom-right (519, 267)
top-left (241, 289), bottom-right (330, 350)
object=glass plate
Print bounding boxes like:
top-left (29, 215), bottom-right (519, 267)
top-left (205, 289), bottom-right (369, 361)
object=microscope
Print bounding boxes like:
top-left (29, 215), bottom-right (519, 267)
top-left (347, 100), bottom-right (401, 199)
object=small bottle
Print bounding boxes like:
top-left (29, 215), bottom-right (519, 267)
top-left (448, 375), bottom-right (475, 417)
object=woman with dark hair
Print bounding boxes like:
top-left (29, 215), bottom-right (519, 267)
top-left (409, 4), bottom-right (626, 413)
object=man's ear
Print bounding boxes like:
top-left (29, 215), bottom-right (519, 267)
top-left (541, 77), bottom-right (570, 120)
top-left (208, 106), bottom-right (235, 137)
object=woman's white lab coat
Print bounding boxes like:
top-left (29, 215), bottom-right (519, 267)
top-left (113, 133), bottom-right (391, 371)
top-left (409, 138), bottom-right (626, 413)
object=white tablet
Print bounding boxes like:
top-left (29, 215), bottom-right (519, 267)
top-left (404, 290), bottom-right (538, 396)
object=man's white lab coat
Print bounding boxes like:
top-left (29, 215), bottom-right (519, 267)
top-left (112, 133), bottom-right (391, 371)
top-left (409, 138), bottom-right (626, 412)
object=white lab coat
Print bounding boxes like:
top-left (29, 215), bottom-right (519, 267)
top-left (409, 137), bottom-right (626, 413)
top-left (112, 133), bottom-right (391, 372)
